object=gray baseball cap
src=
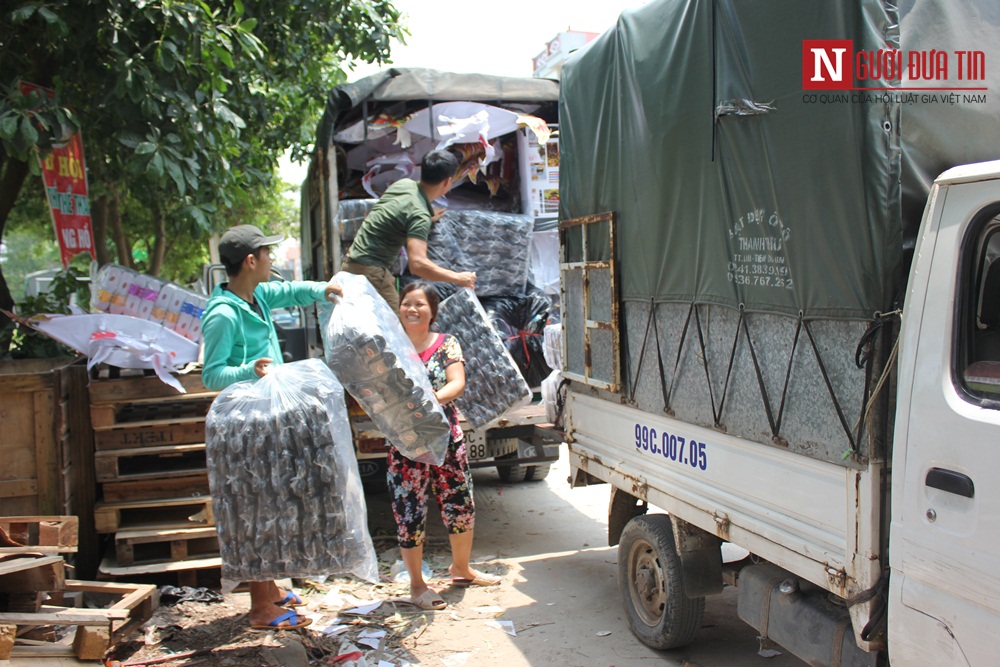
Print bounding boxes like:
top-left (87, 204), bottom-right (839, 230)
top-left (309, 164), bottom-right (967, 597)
top-left (218, 225), bottom-right (284, 264)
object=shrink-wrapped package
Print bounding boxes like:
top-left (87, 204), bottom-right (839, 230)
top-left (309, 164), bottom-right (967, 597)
top-left (321, 272), bottom-right (450, 465)
top-left (435, 288), bottom-right (531, 429)
top-left (427, 210), bottom-right (534, 297)
top-left (205, 359), bottom-right (377, 582)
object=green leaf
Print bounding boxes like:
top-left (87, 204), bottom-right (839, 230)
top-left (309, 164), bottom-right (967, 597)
top-left (238, 17), bottom-right (257, 32)
top-left (0, 114), bottom-right (18, 140)
top-left (10, 5), bottom-right (38, 22)
top-left (135, 141), bottom-right (157, 155)
top-left (165, 157), bottom-right (186, 196)
top-left (212, 100), bottom-right (246, 129)
top-left (18, 118), bottom-right (39, 147)
top-left (214, 45), bottom-right (234, 69)
top-left (146, 152), bottom-right (165, 178)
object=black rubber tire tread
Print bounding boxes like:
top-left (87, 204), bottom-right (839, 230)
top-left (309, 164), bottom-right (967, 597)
top-left (618, 514), bottom-right (705, 649)
top-left (496, 451), bottom-right (529, 483)
top-left (524, 463), bottom-right (552, 482)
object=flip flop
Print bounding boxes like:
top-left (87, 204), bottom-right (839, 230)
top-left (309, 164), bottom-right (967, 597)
top-left (400, 590), bottom-right (446, 610)
top-left (451, 571), bottom-right (501, 587)
top-left (276, 589), bottom-right (304, 607)
top-left (250, 609), bottom-right (312, 630)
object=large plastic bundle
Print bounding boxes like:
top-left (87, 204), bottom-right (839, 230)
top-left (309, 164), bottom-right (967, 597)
top-left (337, 198), bottom-right (378, 245)
top-left (427, 210), bottom-right (534, 296)
top-left (205, 359), bottom-right (377, 583)
top-left (321, 272), bottom-right (450, 465)
top-left (435, 288), bottom-right (532, 429)
top-left (482, 287), bottom-right (553, 388)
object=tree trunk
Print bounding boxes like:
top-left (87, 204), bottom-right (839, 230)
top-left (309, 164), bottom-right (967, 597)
top-left (0, 154), bottom-right (32, 352)
top-left (90, 194), bottom-right (111, 266)
top-left (108, 187), bottom-right (133, 268)
top-left (149, 202), bottom-right (166, 277)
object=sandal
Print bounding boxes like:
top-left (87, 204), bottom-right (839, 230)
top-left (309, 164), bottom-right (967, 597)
top-left (276, 589), bottom-right (304, 607)
top-left (451, 571), bottom-right (501, 587)
top-left (401, 589), bottom-right (446, 610)
top-left (250, 609), bottom-right (312, 630)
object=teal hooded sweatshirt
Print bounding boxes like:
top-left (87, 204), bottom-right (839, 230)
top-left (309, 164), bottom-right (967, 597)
top-left (201, 280), bottom-right (329, 391)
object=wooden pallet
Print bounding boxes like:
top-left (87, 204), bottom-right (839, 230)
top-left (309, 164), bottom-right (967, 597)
top-left (101, 473), bottom-right (210, 504)
top-left (0, 556), bottom-right (65, 595)
top-left (98, 554), bottom-right (221, 588)
top-left (0, 517), bottom-right (78, 555)
top-left (93, 418), bottom-right (207, 452)
top-left (0, 579), bottom-right (157, 660)
top-left (89, 396), bottom-right (217, 430)
top-left (94, 443), bottom-right (207, 483)
top-left (114, 526), bottom-right (219, 566)
top-left (94, 497), bottom-right (213, 534)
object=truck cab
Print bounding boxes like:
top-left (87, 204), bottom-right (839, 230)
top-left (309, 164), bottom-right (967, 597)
top-left (888, 161), bottom-right (1000, 665)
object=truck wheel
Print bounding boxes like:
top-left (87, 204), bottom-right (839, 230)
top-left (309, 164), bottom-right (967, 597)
top-left (618, 514), bottom-right (704, 649)
top-left (496, 455), bottom-right (529, 483)
top-left (524, 463), bottom-right (552, 481)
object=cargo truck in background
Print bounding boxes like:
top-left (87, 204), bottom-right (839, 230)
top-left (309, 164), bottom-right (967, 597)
top-left (300, 69), bottom-right (564, 487)
top-left (557, 0), bottom-right (1000, 664)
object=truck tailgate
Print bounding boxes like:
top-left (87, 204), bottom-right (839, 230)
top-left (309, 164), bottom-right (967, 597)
top-left (567, 392), bottom-right (881, 599)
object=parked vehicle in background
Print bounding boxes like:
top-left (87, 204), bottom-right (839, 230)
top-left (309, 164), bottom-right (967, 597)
top-left (300, 69), bottom-right (565, 486)
top-left (558, 0), bottom-right (1000, 664)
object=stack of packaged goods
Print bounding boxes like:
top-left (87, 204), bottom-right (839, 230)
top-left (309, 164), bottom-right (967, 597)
top-left (91, 264), bottom-right (208, 343)
top-left (205, 359), bottom-right (377, 583)
top-left (425, 210), bottom-right (535, 297)
top-left (540, 323), bottom-right (566, 424)
top-left (321, 272), bottom-right (450, 466)
top-left (481, 285), bottom-right (554, 388)
top-left (435, 288), bottom-right (532, 429)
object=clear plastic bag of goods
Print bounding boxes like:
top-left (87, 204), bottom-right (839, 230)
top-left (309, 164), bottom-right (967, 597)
top-left (320, 272), bottom-right (450, 466)
top-left (542, 322), bottom-right (562, 371)
top-left (205, 359), bottom-right (377, 583)
top-left (435, 288), bottom-right (532, 429)
top-left (541, 369), bottom-right (567, 425)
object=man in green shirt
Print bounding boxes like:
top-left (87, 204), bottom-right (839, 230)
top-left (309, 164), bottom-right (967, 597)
top-left (344, 149), bottom-right (476, 311)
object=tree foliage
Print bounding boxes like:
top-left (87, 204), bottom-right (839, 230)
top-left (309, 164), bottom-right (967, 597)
top-left (0, 0), bottom-right (403, 352)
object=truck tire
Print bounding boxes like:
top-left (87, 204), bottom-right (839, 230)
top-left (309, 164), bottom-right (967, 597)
top-left (524, 463), bottom-right (552, 481)
top-left (496, 452), bottom-right (529, 483)
top-left (618, 514), bottom-right (705, 649)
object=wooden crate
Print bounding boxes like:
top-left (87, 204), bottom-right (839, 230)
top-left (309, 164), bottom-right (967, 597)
top-left (0, 359), bottom-right (76, 515)
top-left (114, 526), bottom-right (219, 566)
top-left (0, 579), bottom-right (157, 660)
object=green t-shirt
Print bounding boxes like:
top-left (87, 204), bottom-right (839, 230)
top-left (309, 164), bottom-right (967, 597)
top-left (348, 179), bottom-right (434, 268)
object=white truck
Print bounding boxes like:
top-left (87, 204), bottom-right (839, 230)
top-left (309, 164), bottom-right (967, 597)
top-left (557, 0), bottom-right (1000, 664)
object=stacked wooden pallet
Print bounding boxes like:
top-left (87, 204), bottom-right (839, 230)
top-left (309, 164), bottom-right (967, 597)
top-left (0, 516), bottom-right (155, 661)
top-left (89, 371), bottom-right (222, 585)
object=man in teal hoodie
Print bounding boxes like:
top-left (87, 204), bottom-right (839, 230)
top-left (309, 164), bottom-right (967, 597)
top-left (202, 224), bottom-right (342, 629)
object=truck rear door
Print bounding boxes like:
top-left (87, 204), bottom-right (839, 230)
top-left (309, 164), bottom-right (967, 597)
top-left (889, 163), bottom-right (1000, 665)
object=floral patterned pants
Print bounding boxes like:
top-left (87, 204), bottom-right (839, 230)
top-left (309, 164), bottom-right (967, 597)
top-left (386, 438), bottom-right (475, 549)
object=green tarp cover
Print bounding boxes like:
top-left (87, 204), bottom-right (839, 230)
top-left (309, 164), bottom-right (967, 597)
top-left (559, 0), bottom-right (900, 319)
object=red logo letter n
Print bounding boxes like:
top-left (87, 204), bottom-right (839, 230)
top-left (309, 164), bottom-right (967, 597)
top-left (802, 40), bottom-right (853, 90)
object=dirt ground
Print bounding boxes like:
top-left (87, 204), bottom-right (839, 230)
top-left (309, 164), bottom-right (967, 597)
top-left (93, 450), bottom-right (807, 667)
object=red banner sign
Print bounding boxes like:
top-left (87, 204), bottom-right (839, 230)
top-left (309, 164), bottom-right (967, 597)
top-left (19, 82), bottom-right (95, 267)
